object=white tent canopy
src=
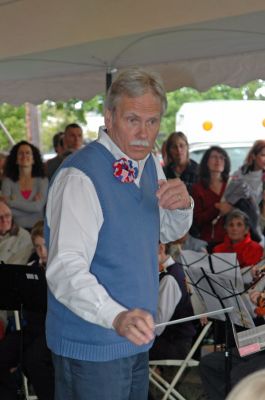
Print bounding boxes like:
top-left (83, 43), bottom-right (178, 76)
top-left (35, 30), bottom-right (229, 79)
top-left (1, 0), bottom-right (265, 104)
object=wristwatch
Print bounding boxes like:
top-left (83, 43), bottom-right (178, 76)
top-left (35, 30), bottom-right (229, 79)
top-left (188, 196), bottom-right (194, 209)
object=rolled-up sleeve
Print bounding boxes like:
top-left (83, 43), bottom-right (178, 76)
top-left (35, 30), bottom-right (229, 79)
top-left (152, 155), bottom-right (193, 243)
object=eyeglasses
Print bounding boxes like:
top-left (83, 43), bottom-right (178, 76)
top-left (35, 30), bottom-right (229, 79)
top-left (0, 213), bottom-right (12, 221)
top-left (209, 154), bottom-right (225, 161)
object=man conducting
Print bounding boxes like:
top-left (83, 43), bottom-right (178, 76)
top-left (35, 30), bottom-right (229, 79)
top-left (45, 67), bottom-right (193, 400)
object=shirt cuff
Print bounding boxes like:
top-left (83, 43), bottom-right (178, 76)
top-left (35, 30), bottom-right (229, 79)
top-left (174, 196), bottom-right (194, 212)
top-left (97, 298), bottom-right (128, 329)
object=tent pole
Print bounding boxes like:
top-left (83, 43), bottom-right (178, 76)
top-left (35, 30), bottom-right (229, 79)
top-left (106, 72), bottom-right (112, 93)
top-left (0, 120), bottom-right (15, 147)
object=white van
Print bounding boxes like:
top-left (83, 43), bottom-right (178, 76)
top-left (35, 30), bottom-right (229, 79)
top-left (175, 100), bottom-right (265, 145)
top-left (188, 141), bottom-right (253, 173)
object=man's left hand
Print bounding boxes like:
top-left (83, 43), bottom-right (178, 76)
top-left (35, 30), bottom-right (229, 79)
top-left (156, 179), bottom-right (191, 210)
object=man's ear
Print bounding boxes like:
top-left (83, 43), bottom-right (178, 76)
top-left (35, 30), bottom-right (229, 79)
top-left (104, 109), bottom-right (113, 131)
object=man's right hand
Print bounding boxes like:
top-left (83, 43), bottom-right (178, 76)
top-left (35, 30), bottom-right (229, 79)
top-left (113, 309), bottom-right (155, 346)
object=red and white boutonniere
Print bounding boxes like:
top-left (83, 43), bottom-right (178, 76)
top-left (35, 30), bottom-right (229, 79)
top-left (113, 157), bottom-right (139, 183)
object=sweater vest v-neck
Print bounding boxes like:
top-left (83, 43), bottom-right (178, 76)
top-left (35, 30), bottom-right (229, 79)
top-left (46, 142), bottom-right (160, 361)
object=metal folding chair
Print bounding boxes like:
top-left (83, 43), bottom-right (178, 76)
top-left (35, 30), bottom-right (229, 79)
top-left (149, 321), bottom-right (212, 400)
top-left (14, 310), bottom-right (38, 400)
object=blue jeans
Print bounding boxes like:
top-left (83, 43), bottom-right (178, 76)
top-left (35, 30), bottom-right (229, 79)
top-left (52, 352), bottom-right (149, 400)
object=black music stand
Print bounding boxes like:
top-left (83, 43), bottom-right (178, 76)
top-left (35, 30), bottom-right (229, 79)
top-left (181, 253), bottom-right (254, 395)
top-left (180, 250), bottom-right (244, 291)
top-left (0, 263), bottom-right (47, 312)
top-left (0, 263), bottom-right (47, 399)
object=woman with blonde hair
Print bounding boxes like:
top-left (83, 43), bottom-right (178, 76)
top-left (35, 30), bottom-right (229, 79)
top-left (0, 199), bottom-right (33, 264)
top-left (163, 131), bottom-right (199, 193)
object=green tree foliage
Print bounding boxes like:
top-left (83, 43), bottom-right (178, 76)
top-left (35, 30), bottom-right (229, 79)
top-left (40, 96), bottom-right (104, 152)
top-left (0, 104), bottom-right (26, 151)
top-left (160, 88), bottom-right (201, 138)
top-left (0, 81), bottom-right (264, 153)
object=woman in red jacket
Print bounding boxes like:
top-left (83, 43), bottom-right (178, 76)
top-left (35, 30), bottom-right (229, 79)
top-left (192, 146), bottom-right (232, 248)
top-left (213, 209), bottom-right (264, 268)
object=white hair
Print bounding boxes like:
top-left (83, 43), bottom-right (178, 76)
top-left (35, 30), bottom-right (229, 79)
top-left (105, 67), bottom-right (167, 116)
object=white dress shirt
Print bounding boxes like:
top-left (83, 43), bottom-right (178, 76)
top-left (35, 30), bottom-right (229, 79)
top-left (155, 256), bottom-right (182, 336)
top-left (46, 127), bottom-right (193, 330)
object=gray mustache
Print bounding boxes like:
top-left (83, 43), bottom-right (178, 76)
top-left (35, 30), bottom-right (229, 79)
top-left (129, 140), bottom-right (150, 147)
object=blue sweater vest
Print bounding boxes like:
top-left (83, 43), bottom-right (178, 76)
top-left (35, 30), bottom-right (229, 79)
top-left (46, 142), bottom-right (160, 361)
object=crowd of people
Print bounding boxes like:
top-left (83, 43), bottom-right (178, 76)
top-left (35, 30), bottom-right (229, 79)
top-left (0, 123), bottom-right (84, 399)
top-left (161, 130), bottom-right (265, 399)
top-left (0, 67), bottom-right (264, 400)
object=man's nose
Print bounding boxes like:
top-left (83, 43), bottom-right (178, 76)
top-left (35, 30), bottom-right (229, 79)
top-left (137, 122), bottom-right (149, 138)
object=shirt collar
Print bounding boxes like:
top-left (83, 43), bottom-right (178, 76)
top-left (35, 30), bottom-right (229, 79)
top-left (164, 256), bottom-right (175, 268)
top-left (160, 256), bottom-right (175, 271)
top-left (97, 126), bottom-right (150, 184)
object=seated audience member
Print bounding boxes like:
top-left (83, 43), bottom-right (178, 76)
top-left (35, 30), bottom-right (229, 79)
top-left (213, 209), bottom-right (264, 268)
top-left (0, 220), bottom-right (54, 400)
top-left (28, 220), bottom-right (48, 268)
top-left (2, 141), bottom-right (48, 230)
top-left (149, 243), bottom-right (195, 360)
top-left (232, 140), bottom-right (265, 241)
top-left (192, 146), bottom-right (232, 249)
top-left (45, 132), bottom-right (65, 180)
top-left (163, 131), bottom-right (198, 194)
top-left (0, 199), bottom-right (33, 264)
top-left (232, 140), bottom-right (265, 198)
top-left (63, 123), bottom-right (83, 153)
